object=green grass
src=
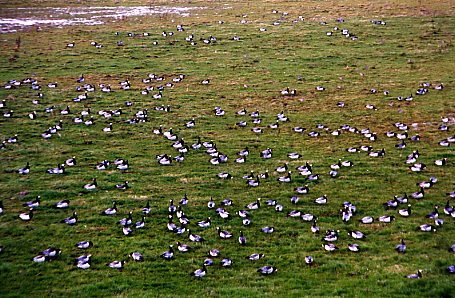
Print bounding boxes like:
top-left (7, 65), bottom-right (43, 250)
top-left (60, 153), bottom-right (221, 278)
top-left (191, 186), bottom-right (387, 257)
top-left (0, 0), bottom-right (454, 297)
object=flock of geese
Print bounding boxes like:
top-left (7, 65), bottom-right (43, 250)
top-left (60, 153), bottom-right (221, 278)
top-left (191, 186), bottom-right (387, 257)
top-left (0, 9), bottom-right (454, 284)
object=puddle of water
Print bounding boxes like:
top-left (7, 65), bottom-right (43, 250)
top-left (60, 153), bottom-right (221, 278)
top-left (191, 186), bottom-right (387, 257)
top-left (0, 6), bottom-right (202, 33)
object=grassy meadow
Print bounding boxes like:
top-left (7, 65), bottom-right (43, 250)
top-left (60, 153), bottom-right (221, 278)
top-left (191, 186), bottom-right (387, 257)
top-left (0, 0), bottom-right (454, 296)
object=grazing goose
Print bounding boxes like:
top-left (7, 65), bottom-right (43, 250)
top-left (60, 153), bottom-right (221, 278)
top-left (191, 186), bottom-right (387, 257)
top-left (243, 217), bottom-right (251, 226)
top-left (220, 258), bottom-right (233, 267)
top-left (405, 270), bottom-right (422, 279)
top-left (247, 253), bottom-right (265, 261)
top-left (261, 226), bottom-right (274, 233)
top-left (19, 208), bottom-right (33, 221)
top-left (378, 215), bottom-right (395, 223)
top-left (161, 245), bottom-right (174, 260)
top-left (322, 243), bottom-right (338, 252)
top-left (294, 186), bottom-right (310, 194)
top-left (348, 243), bottom-right (361, 252)
top-left (305, 256), bottom-right (314, 265)
top-left (208, 249), bottom-right (220, 257)
top-left (33, 255), bottom-right (48, 262)
top-left (348, 230), bottom-right (366, 239)
top-left (24, 196), bottom-right (40, 208)
top-left (191, 264), bottom-right (207, 278)
top-left (360, 216), bottom-right (374, 224)
top-left (108, 260), bottom-right (125, 269)
top-left (62, 211), bottom-right (78, 225)
top-left (301, 213), bottom-right (315, 222)
top-left (65, 157), bottom-right (76, 167)
top-left (257, 266), bottom-right (278, 275)
top-left (75, 241), bottom-right (93, 249)
top-left (188, 230), bottom-right (204, 242)
top-left (323, 230), bottom-right (339, 242)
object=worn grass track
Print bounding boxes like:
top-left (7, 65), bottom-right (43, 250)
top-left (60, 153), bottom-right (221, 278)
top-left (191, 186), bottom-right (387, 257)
top-left (0, 0), bottom-right (454, 297)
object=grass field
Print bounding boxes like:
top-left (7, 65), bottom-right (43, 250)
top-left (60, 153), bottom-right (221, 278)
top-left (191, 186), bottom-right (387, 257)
top-left (0, 0), bottom-right (454, 296)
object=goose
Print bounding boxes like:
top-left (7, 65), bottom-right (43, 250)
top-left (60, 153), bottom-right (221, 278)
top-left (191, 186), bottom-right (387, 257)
top-left (278, 171), bottom-right (292, 183)
top-left (257, 266), bottom-right (278, 275)
top-left (115, 181), bottom-right (129, 190)
top-left (293, 127), bottom-right (306, 133)
top-left (237, 210), bottom-right (248, 217)
top-left (360, 216), bottom-right (374, 224)
top-left (446, 265), bottom-right (455, 274)
top-left (405, 270), bottom-right (422, 279)
top-left (419, 224), bottom-right (436, 232)
top-left (410, 163), bottom-right (426, 172)
top-left (122, 224), bottom-right (133, 236)
top-left (411, 187), bottom-right (425, 199)
top-left (369, 149), bottom-right (385, 157)
top-left (396, 193), bottom-right (409, 204)
top-left (425, 206), bottom-right (439, 219)
top-left (247, 253), bottom-right (265, 261)
top-left (103, 123), bottom-right (113, 132)
top-left (142, 201), bottom-right (151, 215)
top-left (305, 256), bottom-right (314, 265)
top-left (135, 216), bottom-right (146, 229)
top-left (448, 244), bottom-right (455, 252)
top-left (288, 153), bottom-right (302, 159)
top-left (295, 186), bottom-right (310, 194)
top-left (378, 215), bottom-right (395, 223)
top-left (33, 255), bottom-right (48, 262)
top-left (55, 200), bottom-right (70, 209)
top-left (243, 218), bottom-right (251, 226)
top-left (434, 158), bottom-right (447, 166)
top-left (62, 211), bottom-right (78, 225)
top-left (443, 200), bottom-right (453, 215)
top-left (276, 163), bottom-right (289, 173)
top-left (117, 212), bottom-right (133, 226)
top-left (310, 220), bottom-right (320, 233)
top-left (290, 196), bottom-right (300, 205)
top-left (238, 231), bottom-right (247, 245)
top-left (75, 241), bottom-right (93, 249)
top-left (220, 258), bottom-right (233, 267)
top-left (348, 243), bottom-right (360, 252)
top-left (217, 172), bottom-right (232, 179)
top-left (246, 198), bottom-right (261, 210)
top-left (0, 200), bottom-right (3, 214)
top-left (306, 174), bottom-right (320, 182)
top-left (398, 205), bottom-right (412, 217)
top-left (323, 230), bottom-right (339, 242)
top-left (167, 216), bottom-right (177, 232)
top-left (16, 162), bottom-right (30, 174)
top-left (108, 260), bottom-right (125, 269)
top-left (330, 160), bottom-right (342, 170)
top-left (207, 199), bottom-right (215, 209)
top-left (42, 248), bottom-right (61, 259)
top-left (24, 196), bottom-right (40, 208)
top-left (288, 210), bottom-right (302, 217)
top-left (65, 157), bottom-right (76, 167)
top-left (190, 264), bottom-right (207, 278)
top-left (102, 202), bottom-right (117, 215)
top-left (116, 160), bottom-right (129, 171)
top-left (177, 242), bottom-right (191, 252)
top-left (161, 245), bottom-right (174, 260)
top-left (208, 249), bottom-right (220, 257)
top-left (301, 213), bottom-right (315, 221)
top-left (435, 218), bottom-right (444, 226)
top-left (384, 197), bottom-right (399, 209)
top-left (188, 230), bottom-right (204, 242)
top-left (46, 164), bottom-right (65, 174)
top-left (261, 226), bottom-right (274, 233)
top-left (83, 179), bottom-right (97, 190)
top-left (315, 195), bottom-right (328, 204)
top-left (322, 243), bottom-right (338, 252)
top-left (258, 170), bottom-right (269, 179)
top-left (19, 208), bottom-right (33, 221)
top-left (348, 230), bottom-right (366, 239)
top-left (217, 227), bottom-right (233, 239)
top-left (260, 148), bottom-right (273, 159)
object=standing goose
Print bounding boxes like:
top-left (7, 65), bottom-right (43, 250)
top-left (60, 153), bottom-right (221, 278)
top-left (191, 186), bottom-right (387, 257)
top-left (142, 201), bottom-right (151, 215)
top-left (257, 266), bottom-right (278, 275)
top-left (55, 199), bottom-right (70, 209)
top-left (177, 242), bottom-right (191, 253)
top-left (83, 179), bottom-right (97, 190)
top-left (217, 227), bottom-right (233, 239)
top-left (188, 230), bottom-right (204, 242)
top-left (246, 198), bottom-right (261, 210)
top-left (108, 260), bottom-right (125, 269)
top-left (398, 205), bottom-right (412, 217)
top-left (238, 231), bottom-right (247, 245)
top-left (16, 162), bottom-right (30, 174)
top-left (75, 241), bottom-right (93, 249)
top-left (24, 196), bottom-right (40, 208)
top-left (102, 202), bottom-right (117, 215)
top-left (395, 239), bottom-right (406, 253)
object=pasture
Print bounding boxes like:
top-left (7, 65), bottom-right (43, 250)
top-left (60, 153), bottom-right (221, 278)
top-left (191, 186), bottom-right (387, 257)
top-left (0, 0), bottom-right (454, 296)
